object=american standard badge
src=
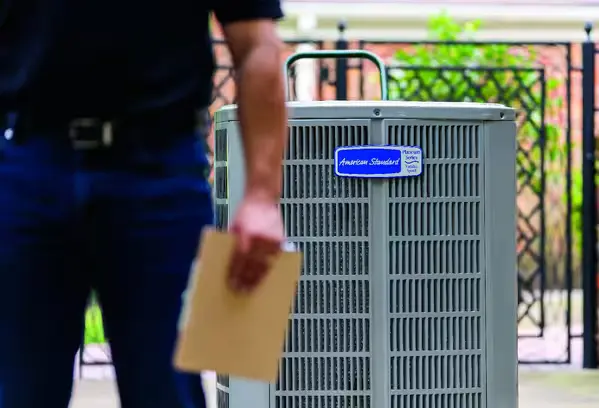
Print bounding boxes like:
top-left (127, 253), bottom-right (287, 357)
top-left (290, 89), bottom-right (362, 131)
top-left (334, 145), bottom-right (423, 178)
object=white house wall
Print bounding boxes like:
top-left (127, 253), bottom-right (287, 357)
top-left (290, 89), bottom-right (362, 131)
top-left (277, 2), bottom-right (599, 41)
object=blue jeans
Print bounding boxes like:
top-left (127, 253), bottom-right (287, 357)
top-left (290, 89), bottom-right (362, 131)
top-left (0, 125), bottom-right (212, 407)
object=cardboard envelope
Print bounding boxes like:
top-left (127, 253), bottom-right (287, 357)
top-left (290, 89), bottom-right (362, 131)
top-left (173, 229), bottom-right (302, 382)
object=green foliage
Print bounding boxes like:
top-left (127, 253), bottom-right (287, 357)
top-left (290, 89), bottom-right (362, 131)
top-left (389, 12), bottom-right (563, 178)
top-left (387, 12), bottom-right (573, 280)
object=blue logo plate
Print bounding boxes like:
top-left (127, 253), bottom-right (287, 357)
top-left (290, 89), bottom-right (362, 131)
top-left (334, 145), bottom-right (423, 178)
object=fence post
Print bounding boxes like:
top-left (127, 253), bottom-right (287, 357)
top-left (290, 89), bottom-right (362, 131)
top-left (581, 22), bottom-right (598, 369)
top-left (335, 21), bottom-right (348, 100)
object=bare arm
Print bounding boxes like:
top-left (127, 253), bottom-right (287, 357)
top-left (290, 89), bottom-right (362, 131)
top-left (213, 5), bottom-right (287, 291)
top-left (222, 20), bottom-right (287, 202)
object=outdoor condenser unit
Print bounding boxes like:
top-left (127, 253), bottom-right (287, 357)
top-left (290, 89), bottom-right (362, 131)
top-left (213, 51), bottom-right (518, 408)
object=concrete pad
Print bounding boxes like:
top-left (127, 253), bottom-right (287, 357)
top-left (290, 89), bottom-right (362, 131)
top-left (70, 381), bottom-right (118, 408)
top-left (70, 372), bottom-right (217, 408)
top-left (519, 369), bottom-right (599, 408)
top-left (70, 369), bottom-right (599, 408)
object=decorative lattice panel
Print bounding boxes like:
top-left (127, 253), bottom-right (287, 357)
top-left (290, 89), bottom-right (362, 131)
top-left (276, 122), bottom-right (372, 408)
top-left (386, 122), bottom-right (485, 408)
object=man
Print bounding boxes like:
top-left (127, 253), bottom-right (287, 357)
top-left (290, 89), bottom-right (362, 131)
top-left (0, 0), bottom-right (287, 406)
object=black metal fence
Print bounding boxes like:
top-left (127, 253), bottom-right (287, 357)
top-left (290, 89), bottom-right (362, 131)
top-left (78, 23), bottom-right (599, 375)
top-left (278, 25), bottom-right (585, 367)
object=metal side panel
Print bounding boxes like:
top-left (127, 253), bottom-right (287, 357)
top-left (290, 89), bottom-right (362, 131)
top-left (274, 118), bottom-right (374, 408)
top-left (226, 121), bottom-right (245, 217)
top-left (214, 115), bottom-right (229, 408)
top-left (229, 378), bottom-right (270, 408)
top-left (214, 120), bottom-right (231, 408)
top-left (221, 120), bottom-right (272, 408)
top-left (385, 119), bottom-right (487, 408)
top-left (482, 120), bottom-right (518, 408)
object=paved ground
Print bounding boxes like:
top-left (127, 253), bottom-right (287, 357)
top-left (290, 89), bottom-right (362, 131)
top-left (70, 290), bottom-right (591, 407)
top-left (69, 369), bottom-right (599, 408)
top-left (70, 372), bottom-right (216, 408)
top-left (518, 369), bottom-right (599, 408)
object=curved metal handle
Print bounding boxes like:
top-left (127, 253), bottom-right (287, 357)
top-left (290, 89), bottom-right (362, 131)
top-left (283, 50), bottom-right (388, 101)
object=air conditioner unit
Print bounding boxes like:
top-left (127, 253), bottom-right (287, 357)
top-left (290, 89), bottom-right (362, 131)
top-left (212, 49), bottom-right (517, 408)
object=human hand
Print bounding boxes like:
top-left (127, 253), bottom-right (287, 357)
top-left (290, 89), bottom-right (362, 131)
top-left (228, 194), bottom-right (284, 292)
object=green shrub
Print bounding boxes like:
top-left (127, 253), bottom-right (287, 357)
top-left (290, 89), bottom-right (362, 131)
top-left (387, 12), bottom-right (572, 287)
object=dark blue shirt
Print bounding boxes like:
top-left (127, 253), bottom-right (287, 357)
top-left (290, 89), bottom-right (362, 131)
top-left (0, 0), bottom-right (283, 116)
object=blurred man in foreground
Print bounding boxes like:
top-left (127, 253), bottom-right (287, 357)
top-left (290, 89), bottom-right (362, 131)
top-left (0, 0), bottom-right (287, 406)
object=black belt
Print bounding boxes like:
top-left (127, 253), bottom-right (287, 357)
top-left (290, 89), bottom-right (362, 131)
top-left (0, 108), bottom-right (213, 177)
top-left (2, 107), bottom-right (211, 150)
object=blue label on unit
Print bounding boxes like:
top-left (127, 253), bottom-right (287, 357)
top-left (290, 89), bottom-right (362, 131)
top-left (334, 145), bottom-right (423, 178)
